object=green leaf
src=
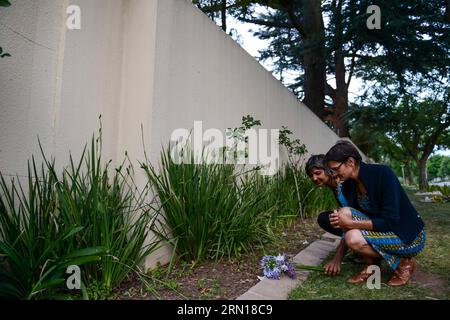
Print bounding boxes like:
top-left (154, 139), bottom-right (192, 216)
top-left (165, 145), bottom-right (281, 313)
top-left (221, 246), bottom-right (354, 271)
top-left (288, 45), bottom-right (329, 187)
top-left (0, 282), bottom-right (25, 299)
top-left (0, 0), bottom-right (11, 7)
top-left (64, 246), bottom-right (105, 259)
top-left (30, 278), bottom-right (65, 298)
top-left (295, 264), bottom-right (325, 272)
top-left (61, 226), bottom-right (84, 241)
top-left (81, 282), bottom-right (89, 300)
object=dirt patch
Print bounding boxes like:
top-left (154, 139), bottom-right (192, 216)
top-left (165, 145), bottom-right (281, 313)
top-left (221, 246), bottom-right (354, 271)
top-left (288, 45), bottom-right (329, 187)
top-left (115, 217), bottom-right (324, 300)
top-left (411, 264), bottom-right (449, 297)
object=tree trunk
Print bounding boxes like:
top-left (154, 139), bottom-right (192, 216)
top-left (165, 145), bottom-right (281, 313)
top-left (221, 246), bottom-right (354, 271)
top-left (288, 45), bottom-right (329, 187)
top-left (325, 0), bottom-right (349, 137)
top-left (332, 93), bottom-right (349, 137)
top-left (221, 0), bottom-right (227, 32)
top-left (332, 46), bottom-right (349, 137)
top-left (405, 163), bottom-right (415, 186)
top-left (417, 159), bottom-right (428, 191)
top-left (301, 0), bottom-right (326, 120)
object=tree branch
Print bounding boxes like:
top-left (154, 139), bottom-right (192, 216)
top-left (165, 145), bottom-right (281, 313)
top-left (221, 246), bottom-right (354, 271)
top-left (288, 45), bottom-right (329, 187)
top-left (196, 0), bottom-right (250, 13)
top-left (402, 142), bottom-right (418, 162)
top-left (238, 17), bottom-right (295, 28)
top-left (280, 0), bottom-right (308, 39)
top-left (346, 50), bottom-right (357, 90)
top-left (421, 120), bottom-right (450, 161)
top-left (325, 83), bottom-right (336, 99)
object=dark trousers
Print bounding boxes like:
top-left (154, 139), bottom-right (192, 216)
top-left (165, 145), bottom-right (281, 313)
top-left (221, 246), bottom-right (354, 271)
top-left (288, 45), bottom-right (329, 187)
top-left (317, 210), bottom-right (343, 237)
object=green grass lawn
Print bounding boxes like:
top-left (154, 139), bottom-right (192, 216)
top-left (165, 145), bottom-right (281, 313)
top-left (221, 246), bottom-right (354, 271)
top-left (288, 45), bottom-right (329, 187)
top-left (288, 187), bottom-right (450, 300)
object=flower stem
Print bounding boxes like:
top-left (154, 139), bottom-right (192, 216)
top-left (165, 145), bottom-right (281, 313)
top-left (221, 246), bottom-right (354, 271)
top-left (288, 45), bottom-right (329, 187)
top-left (294, 264), bottom-right (324, 272)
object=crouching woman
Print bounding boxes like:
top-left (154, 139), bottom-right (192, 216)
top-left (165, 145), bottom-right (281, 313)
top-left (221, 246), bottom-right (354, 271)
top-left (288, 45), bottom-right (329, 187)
top-left (325, 141), bottom-right (426, 286)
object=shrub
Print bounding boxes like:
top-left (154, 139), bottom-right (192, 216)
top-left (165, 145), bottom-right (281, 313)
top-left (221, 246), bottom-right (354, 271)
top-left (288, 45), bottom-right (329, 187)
top-left (44, 135), bottom-right (161, 296)
top-left (142, 144), bottom-right (275, 262)
top-left (0, 157), bottom-right (103, 299)
top-left (0, 130), bottom-right (161, 299)
top-left (253, 164), bottom-right (337, 225)
top-left (425, 184), bottom-right (450, 197)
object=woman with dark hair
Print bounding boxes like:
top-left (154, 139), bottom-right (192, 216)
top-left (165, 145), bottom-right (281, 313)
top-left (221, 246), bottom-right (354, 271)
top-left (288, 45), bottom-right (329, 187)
top-left (324, 140), bottom-right (426, 286)
top-left (305, 154), bottom-right (350, 276)
top-left (305, 154), bottom-right (348, 208)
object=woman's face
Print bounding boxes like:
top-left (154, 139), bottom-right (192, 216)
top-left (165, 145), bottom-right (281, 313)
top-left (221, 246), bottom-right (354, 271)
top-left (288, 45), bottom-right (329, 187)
top-left (309, 168), bottom-right (331, 186)
top-left (328, 158), bottom-right (355, 181)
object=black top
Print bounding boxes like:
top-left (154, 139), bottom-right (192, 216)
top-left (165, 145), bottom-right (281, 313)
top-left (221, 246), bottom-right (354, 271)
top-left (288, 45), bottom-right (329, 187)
top-left (341, 162), bottom-right (425, 245)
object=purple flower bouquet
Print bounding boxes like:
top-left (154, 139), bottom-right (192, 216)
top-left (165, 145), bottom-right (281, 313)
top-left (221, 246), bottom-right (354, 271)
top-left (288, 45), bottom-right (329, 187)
top-left (260, 254), bottom-right (296, 280)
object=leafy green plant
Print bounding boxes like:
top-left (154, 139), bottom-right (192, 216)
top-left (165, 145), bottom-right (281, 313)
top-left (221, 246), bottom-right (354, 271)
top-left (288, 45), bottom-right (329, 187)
top-left (252, 164), bottom-right (336, 225)
top-left (42, 132), bottom-right (161, 296)
top-left (246, 170), bottom-right (295, 227)
top-left (142, 143), bottom-right (274, 262)
top-left (85, 280), bottom-right (116, 300)
top-left (0, 0), bottom-right (11, 7)
top-left (0, 158), bottom-right (103, 300)
top-left (197, 277), bottom-right (222, 300)
top-left (425, 184), bottom-right (450, 197)
top-left (224, 115), bottom-right (262, 160)
top-left (278, 126), bottom-right (308, 219)
top-left (142, 115), bottom-right (339, 263)
top-left (278, 126), bottom-right (308, 164)
top-left (0, 122), bottom-right (162, 300)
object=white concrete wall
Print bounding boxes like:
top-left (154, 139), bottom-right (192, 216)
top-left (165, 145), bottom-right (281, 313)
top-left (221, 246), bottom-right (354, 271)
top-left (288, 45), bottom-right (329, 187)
top-left (0, 0), bottom-right (125, 172)
top-left (0, 0), bottom-right (365, 269)
top-left (149, 0), bottom-right (341, 163)
top-left (1, 0), bottom-right (68, 175)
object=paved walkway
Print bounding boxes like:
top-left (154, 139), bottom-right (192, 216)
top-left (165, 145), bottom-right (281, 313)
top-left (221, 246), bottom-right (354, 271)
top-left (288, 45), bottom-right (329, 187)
top-left (236, 232), bottom-right (341, 300)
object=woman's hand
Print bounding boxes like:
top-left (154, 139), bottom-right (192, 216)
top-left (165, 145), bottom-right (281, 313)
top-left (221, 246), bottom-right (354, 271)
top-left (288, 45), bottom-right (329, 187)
top-left (324, 257), bottom-right (342, 276)
top-left (329, 210), bottom-right (341, 228)
top-left (329, 209), bottom-right (353, 230)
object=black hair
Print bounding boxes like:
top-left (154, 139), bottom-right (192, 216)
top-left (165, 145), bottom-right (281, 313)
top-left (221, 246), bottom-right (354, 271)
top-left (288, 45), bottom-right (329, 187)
top-left (305, 154), bottom-right (329, 177)
top-left (325, 140), bottom-right (362, 165)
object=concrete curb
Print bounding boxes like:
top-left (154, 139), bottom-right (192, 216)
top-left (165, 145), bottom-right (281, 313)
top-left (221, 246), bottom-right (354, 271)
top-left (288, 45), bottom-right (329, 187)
top-left (236, 232), bottom-right (341, 300)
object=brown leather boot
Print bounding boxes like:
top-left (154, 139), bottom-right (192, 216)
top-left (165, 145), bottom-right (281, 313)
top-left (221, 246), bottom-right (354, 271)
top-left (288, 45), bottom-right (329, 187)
top-left (347, 259), bottom-right (381, 284)
top-left (388, 258), bottom-right (416, 287)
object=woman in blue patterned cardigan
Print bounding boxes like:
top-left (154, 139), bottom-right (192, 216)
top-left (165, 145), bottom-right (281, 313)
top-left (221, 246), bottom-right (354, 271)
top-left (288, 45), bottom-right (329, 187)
top-left (324, 140), bottom-right (426, 286)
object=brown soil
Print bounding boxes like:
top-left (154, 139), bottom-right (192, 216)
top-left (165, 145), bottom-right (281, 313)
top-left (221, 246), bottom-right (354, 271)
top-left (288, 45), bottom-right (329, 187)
top-left (115, 217), bottom-right (324, 300)
top-left (411, 264), bottom-right (449, 297)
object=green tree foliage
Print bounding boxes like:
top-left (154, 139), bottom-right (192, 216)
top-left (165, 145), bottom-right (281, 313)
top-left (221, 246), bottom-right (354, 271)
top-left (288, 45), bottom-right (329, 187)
top-left (388, 158), bottom-right (418, 185)
top-left (427, 155), bottom-right (446, 181)
top-left (348, 76), bottom-right (450, 190)
top-left (438, 156), bottom-right (450, 179)
top-left (193, 0), bottom-right (450, 138)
